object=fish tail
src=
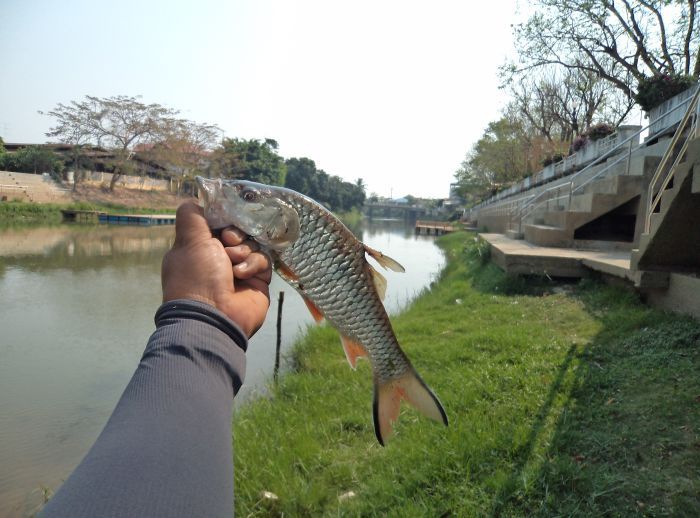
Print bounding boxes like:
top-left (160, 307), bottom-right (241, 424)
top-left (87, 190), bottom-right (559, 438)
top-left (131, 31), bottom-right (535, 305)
top-left (372, 370), bottom-right (448, 446)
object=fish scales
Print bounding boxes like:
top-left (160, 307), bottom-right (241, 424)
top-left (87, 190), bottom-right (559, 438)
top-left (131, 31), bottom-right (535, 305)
top-left (281, 195), bottom-right (410, 378)
top-left (196, 177), bottom-right (448, 445)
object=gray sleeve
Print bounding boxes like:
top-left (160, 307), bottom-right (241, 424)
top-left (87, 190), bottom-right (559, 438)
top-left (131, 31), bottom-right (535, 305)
top-left (41, 299), bottom-right (247, 518)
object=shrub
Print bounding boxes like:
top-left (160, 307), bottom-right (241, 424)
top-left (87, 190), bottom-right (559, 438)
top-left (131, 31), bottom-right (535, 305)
top-left (542, 153), bottom-right (565, 167)
top-left (570, 135), bottom-right (588, 153)
top-left (634, 74), bottom-right (697, 112)
top-left (585, 122), bottom-right (615, 141)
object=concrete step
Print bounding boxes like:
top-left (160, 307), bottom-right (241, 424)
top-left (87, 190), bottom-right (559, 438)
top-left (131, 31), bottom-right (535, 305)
top-left (523, 223), bottom-right (570, 247)
top-left (573, 240), bottom-right (633, 252)
top-left (505, 229), bottom-right (524, 240)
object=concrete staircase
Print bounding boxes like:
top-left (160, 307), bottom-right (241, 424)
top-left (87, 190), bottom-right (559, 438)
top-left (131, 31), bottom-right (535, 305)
top-left (0, 171), bottom-right (71, 203)
top-left (521, 162), bottom-right (655, 248)
top-left (631, 135), bottom-right (700, 273)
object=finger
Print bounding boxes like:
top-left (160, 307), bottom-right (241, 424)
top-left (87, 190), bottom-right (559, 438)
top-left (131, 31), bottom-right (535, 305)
top-left (233, 251), bottom-right (272, 280)
top-left (225, 242), bottom-right (260, 264)
top-left (220, 226), bottom-right (248, 247)
top-left (174, 201), bottom-right (211, 246)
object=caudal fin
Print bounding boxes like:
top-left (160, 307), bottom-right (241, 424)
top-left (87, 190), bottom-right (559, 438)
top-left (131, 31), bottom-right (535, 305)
top-left (372, 371), bottom-right (448, 446)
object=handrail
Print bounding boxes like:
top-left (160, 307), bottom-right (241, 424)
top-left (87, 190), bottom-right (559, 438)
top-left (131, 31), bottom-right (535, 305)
top-left (645, 85), bottom-right (700, 233)
top-left (515, 87), bottom-right (699, 229)
top-left (472, 89), bottom-right (697, 214)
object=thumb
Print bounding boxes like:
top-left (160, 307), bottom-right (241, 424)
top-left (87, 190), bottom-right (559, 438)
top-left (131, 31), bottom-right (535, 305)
top-left (174, 201), bottom-right (211, 246)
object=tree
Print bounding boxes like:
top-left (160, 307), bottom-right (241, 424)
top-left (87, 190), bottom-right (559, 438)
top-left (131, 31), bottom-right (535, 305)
top-left (454, 115), bottom-right (538, 202)
top-left (505, 0), bottom-right (699, 100)
top-left (44, 95), bottom-right (179, 190)
top-left (0, 145), bottom-right (64, 175)
top-left (285, 157), bottom-right (365, 211)
top-left (210, 138), bottom-right (286, 185)
top-left (508, 67), bottom-right (633, 142)
top-left (139, 120), bottom-right (221, 192)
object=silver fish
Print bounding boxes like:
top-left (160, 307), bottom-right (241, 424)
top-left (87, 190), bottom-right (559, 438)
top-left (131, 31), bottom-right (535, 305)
top-left (196, 177), bottom-right (447, 445)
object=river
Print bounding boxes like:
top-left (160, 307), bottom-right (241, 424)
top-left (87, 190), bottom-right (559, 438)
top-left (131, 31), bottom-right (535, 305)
top-left (0, 218), bottom-right (444, 517)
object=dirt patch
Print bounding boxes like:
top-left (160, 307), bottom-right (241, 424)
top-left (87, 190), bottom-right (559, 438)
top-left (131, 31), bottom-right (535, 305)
top-left (69, 185), bottom-right (193, 210)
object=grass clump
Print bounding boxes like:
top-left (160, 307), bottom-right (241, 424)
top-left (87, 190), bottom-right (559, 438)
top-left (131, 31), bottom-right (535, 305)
top-left (233, 231), bottom-right (700, 516)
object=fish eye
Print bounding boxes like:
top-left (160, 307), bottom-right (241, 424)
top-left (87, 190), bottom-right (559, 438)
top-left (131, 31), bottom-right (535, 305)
top-left (241, 189), bottom-right (258, 202)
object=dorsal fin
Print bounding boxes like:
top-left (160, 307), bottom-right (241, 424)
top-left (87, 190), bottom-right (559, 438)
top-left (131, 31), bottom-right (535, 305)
top-left (364, 245), bottom-right (405, 272)
top-left (368, 264), bottom-right (387, 301)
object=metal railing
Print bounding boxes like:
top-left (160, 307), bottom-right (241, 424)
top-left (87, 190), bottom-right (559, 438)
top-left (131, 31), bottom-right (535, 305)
top-left (645, 85), bottom-right (700, 233)
top-left (509, 86), bottom-right (700, 232)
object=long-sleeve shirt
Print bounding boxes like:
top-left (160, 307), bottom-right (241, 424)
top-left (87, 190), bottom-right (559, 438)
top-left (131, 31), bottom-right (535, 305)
top-left (41, 299), bottom-right (247, 517)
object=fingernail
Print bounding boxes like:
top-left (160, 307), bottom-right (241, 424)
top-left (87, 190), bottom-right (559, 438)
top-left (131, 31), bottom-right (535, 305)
top-left (235, 262), bottom-right (248, 272)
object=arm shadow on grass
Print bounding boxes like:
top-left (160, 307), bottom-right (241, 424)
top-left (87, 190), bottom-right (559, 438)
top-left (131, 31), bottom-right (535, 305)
top-left (490, 279), bottom-right (700, 516)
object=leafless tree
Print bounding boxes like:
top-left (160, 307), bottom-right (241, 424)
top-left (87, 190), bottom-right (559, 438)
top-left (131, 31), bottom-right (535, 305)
top-left (504, 0), bottom-right (699, 99)
top-left (44, 95), bottom-right (179, 190)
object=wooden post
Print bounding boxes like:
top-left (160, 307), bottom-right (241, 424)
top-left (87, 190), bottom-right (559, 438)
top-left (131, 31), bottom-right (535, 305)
top-left (274, 291), bottom-right (285, 383)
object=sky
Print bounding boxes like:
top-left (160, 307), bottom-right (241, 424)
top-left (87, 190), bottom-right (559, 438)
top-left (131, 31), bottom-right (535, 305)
top-left (0, 0), bottom-right (520, 199)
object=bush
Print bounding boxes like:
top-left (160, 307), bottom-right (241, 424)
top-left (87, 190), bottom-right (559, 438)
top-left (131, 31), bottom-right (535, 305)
top-left (570, 135), bottom-right (588, 153)
top-left (634, 74), bottom-right (697, 112)
top-left (585, 122), bottom-right (615, 141)
top-left (542, 153), bottom-right (565, 167)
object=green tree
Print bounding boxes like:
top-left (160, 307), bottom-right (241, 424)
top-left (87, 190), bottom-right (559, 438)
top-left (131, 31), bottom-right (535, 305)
top-left (212, 138), bottom-right (286, 185)
top-left (454, 116), bottom-right (534, 202)
top-left (0, 145), bottom-right (64, 175)
top-left (284, 157), bottom-right (365, 211)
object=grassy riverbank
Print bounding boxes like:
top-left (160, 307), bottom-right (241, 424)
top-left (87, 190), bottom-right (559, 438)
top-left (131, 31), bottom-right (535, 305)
top-left (0, 199), bottom-right (178, 225)
top-left (233, 231), bottom-right (700, 516)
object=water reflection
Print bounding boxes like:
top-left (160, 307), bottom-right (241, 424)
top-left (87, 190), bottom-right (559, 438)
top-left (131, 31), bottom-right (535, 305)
top-left (0, 225), bottom-right (175, 273)
top-left (0, 219), bottom-right (444, 517)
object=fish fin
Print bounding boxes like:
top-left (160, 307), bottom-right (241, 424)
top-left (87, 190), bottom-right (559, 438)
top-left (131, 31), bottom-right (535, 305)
top-left (364, 245), bottom-right (405, 273)
top-left (340, 335), bottom-right (368, 370)
top-left (372, 371), bottom-right (448, 446)
top-left (368, 264), bottom-right (388, 301)
top-left (302, 296), bottom-right (324, 323)
top-left (274, 259), bottom-right (299, 282)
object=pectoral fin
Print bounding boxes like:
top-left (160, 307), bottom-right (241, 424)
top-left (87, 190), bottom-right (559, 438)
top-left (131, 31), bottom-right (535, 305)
top-left (303, 296), bottom-right (324, 323)
top-left (340, 335), bottom-right (368, 369)
top-left (364, 245), bottom-right (405, 272)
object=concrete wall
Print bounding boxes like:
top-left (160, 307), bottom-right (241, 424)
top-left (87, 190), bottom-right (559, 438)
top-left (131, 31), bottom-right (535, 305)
top-left (82, 171), bottom-right (171, 191)
top-left (646, 273), bottom-right (700, 319)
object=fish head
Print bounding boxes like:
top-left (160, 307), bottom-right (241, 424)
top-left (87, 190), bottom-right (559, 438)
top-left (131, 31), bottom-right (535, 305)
top-left (196, 176), bottom-right (300, 251)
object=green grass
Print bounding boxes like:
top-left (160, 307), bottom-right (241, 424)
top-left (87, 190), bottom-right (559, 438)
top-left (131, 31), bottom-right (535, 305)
top-left (233, 231), bottom-right (700, 516)
top-left (0, 199), bottom-right (176, 225)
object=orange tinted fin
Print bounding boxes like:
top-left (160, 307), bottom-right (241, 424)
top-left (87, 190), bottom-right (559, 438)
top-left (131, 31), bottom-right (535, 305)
top-left (368, 264), bottom-right (387, 301)
top-left (372, 371), bottom-right (448, 446)
top-left (302, 296), bottom-right (324, 323)
top-left (340, 334), bottom-right (368, 369)
top-left (364, 245), bottom-right (405, 272)
top-left (274, 259), bottom-right (299, 282)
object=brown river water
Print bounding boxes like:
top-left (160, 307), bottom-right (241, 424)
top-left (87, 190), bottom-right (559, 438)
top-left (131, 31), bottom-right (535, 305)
top-left (0, 219), bottom-right (444, 516)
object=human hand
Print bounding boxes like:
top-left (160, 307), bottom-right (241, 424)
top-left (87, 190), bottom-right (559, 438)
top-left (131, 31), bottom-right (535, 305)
top-left (161, 201), bottom-right (272, 338)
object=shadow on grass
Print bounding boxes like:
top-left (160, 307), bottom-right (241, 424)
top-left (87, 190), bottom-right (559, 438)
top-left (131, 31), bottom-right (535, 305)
top-left (490, 343), bottom-right (579, 516)
top-left (492, 279), bottom-right (700, 515)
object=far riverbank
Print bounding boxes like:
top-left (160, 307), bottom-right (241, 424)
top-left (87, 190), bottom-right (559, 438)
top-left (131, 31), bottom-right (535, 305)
top-left (232, 231), bottom-right (700, 516)
top-left (0, 185), bottom-right (186, 225)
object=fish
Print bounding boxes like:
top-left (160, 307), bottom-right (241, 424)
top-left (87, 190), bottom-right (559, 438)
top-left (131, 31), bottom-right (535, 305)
top-left (196, 176), bottom-right (448, 445)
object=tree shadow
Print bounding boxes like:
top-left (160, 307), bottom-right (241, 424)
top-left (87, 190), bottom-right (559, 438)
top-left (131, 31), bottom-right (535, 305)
top-left (491, 281), bottom-right (700, 515)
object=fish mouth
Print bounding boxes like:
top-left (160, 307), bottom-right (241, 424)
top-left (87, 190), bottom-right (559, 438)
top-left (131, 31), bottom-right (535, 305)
top-left (195, 176), bottom-right (218, 206)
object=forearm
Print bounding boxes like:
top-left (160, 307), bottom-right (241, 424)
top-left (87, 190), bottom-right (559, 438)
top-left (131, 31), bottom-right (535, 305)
top-left (41, 300), bottom-right (247, 518)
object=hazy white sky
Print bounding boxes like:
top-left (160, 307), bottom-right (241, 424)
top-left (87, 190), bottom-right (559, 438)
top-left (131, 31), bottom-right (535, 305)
top-left (0, 0), bottom-right (519, 198)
